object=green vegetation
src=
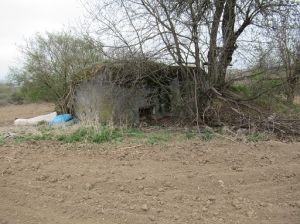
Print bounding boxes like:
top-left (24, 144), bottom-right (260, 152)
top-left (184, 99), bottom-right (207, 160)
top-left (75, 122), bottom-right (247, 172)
top-left (229, 83), bottom-right (251, 96)
top-left (56, 126), bottom-right (144, 144)
top-left (230, 72), bottom-right (283, 98)
top-left (246, 132), bottom-right (267, 143)
top-left (199, 128), bottom-right (215, 141)
top-left (184, 130), bottom-right (197, 140)
top-left (12, 126), bottom-right (169, 145)
top-left (14, 125), bottom-right (145, 144)
top-left (0, 123), bottom-right (276, 146)
top-left (10, 125), bottom-right (219, 145)
top-left (9, 31), bottom-right (104, 108)
top-left (0, 136), bottom-right (5, 145)
top-left (146, 130), bottom-right (172, 145)
top-left (230, 70), bottom-right (300, 115)
top-left (3, 1), bottom-right (299, 142)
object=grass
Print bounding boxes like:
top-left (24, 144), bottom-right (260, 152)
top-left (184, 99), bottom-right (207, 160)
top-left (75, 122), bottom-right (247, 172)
top-left (10, 123), bottom-right (184, 145)
top-left (14, 125), bottom-right (145, 144)
top-left (184, 130), bottom-right (197, 140)
top-left (11, 125), bottom-right (182, 145)
top-left (56, 126), bottom-right (125, 143)
top-left (229, 71), bottom-right (300, 116)
top-left (183, 128), bottom-right (215, 141)
top-left (200, 128), bottom-right (214, 141)
top-left (229, 83), bottom-right (251, 97)
top-left (246, 132), bottom-right (267, 143)
top-left (146, 130), bottom-right (172, 145)
top-left (7, 123), bottom-right (271, 145)
top-left (0, 136), bottom-right (5, 145)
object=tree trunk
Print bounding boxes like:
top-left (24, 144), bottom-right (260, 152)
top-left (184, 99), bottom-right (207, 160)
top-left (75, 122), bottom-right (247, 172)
top-left (286, 86), bottom-right (295, 104)
top-left (207, 0), bottom-right (226, 87)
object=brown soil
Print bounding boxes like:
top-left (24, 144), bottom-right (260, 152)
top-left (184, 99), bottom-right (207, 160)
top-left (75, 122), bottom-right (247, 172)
top-left (0, 104), bottom-right (300, 224)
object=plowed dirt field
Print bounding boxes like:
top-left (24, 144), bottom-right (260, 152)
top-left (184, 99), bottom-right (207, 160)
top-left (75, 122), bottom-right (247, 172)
top-left (0, 104), bottom-right (299, 224)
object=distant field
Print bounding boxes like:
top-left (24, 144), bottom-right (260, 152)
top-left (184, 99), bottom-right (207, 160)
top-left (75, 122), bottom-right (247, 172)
top-left (0, 103), bottom-right (54, 126)
top-left (0, 83), bottom-right (15, 105)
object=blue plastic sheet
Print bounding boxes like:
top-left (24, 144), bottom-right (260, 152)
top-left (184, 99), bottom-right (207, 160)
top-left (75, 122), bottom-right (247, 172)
top-left (50, 114), bottom-right (73, 125)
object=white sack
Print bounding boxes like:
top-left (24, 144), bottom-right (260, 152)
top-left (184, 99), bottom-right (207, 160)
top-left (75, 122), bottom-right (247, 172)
top-left (14, 112), bottom-right (57, 126)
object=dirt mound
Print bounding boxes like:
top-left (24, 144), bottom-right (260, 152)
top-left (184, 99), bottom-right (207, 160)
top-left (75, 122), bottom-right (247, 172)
top-left (0, 139), bottom-right (299, 224)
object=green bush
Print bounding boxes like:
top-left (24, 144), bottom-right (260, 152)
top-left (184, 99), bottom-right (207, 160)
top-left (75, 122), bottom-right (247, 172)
top-left (9, 31), bottom-right (104, 105)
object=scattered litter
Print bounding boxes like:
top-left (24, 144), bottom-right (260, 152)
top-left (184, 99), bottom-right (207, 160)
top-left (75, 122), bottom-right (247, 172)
top-left (50, 114), bottom-right (73, 125)
top-left (3, 132), bottom-right (17, 139)
top-left (14, 112), bottom-right (57, 126)
top-left (14, 112), bottom-right (76, 126)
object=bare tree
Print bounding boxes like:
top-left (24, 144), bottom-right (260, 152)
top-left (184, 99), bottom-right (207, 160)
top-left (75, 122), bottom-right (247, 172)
top-left (272, 13), bottom-right (300, 103)
top-left (253, 6), bottom-right (300, 103)
top-left (82, 0), bottom-right (298, 110)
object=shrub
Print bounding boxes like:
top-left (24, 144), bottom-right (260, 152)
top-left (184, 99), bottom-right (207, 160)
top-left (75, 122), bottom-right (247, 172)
top-left (9, 31), bottom-right (104, 106)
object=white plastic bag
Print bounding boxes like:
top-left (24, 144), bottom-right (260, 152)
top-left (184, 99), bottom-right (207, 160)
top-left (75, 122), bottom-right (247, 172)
top-left (14, 112), bottom-right (57, 126)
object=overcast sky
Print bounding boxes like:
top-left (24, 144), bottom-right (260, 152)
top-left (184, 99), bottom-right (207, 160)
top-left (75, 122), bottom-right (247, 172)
top-left (0, 0), bottom-right (84, 81)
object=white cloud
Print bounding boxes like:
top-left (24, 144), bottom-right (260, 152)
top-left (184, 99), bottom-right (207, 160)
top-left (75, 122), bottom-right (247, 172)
top-left (0, 0), bottom-right (84, 80)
